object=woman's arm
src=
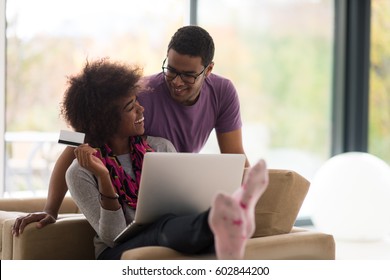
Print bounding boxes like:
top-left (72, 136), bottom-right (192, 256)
top-left (67, 144), bottom-right (126, 246)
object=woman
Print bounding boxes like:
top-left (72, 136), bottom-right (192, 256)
top-left (61, 58), bottom-right (268, 260)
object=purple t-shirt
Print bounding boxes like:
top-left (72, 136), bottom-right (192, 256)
top-left (138, 72), bottom-right (242, 153)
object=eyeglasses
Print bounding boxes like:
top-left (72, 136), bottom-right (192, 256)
top-left (161, 58), bottom-right (207, 84)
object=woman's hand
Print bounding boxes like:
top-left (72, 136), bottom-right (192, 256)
top-left (74, 144), bottom-right (108, 177)
top-left (75, 144), bottom-right (121, 211)
top-left (12, 212), bottom-right (56, 236)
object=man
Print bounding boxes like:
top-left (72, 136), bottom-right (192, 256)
top-left (12, 25), bottom-right (249, 235)
top-left (139, 26), bottom-right (246, 156)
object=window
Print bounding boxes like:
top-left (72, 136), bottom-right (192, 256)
top-left (369, 0), bottom-right (390, 163)
top-left (6, 0), bottom-right (378, 223)
top-left (3, 0), bottom-right (187, 196)
top-left (198, 0), bottom-right (334, 217)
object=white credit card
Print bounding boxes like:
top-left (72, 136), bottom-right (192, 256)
top-left (58, 130), bottom-right (85, 147)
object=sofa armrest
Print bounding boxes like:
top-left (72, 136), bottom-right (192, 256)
top-left (2, 215), bottom-right (95, 260)
top-left (244, 227), bottom-right (335, 260)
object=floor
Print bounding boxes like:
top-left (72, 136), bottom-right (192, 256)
top-left (303, 225), bottom-right (390, 260)
top-left (335, 237), bottom-right (390, 260)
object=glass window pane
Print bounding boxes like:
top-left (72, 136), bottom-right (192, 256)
top-left (5, 0), bottom-right (186, 196)
top-left (369, 0), bottom-right (390, 163)
top-left (198, 0), bottom-right (334, 217)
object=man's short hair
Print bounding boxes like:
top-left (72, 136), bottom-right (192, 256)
top-left (168, 25), bottom-right (215, 67)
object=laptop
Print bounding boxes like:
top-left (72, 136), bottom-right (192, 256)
top-left (114, 152), bottom-right (246, 243)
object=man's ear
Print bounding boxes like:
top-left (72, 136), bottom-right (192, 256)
top-left (205, 62), bottom-right (214, 77)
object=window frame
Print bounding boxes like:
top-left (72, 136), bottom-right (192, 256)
top-left (332, 0), bottom-right (371, 155)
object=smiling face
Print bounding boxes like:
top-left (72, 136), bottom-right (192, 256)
top-left (164, 49), bottom-right (214, 106)
top-left (115, 94), bottom-right (145, 138)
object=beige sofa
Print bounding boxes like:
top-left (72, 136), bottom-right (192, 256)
top-left (0, 169), bottom-right (336, 260)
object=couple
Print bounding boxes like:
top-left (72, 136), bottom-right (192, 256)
top-left (13, 25), bottom-right (269, 259)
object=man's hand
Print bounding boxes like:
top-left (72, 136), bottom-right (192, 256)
top-left (12, 212), bottom-right (56, 236)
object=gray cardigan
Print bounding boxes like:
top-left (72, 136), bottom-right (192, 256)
top-left (65, 136), bottom-right (176, 258)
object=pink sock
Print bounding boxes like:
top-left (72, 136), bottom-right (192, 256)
top-left (209, 159), bottom-right (268, 259)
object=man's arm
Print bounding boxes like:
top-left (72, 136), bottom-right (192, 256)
top-left (43, 146), bottom-right (76, 217)
top-left (216, 128), bottom-right (250, 167)
top-left (12, 146), bottom-right (76, 236)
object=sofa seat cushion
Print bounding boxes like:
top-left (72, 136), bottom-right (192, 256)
top-left (120, 228), bottom-right (335, 260)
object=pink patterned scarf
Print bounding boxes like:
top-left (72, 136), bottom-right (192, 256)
top-left (94, 136), bottom-right (154, 209)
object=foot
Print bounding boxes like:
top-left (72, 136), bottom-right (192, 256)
top-left (209, 159), bottom-right (268, 259)
top-left (234, 159), bottom-right (269, 237)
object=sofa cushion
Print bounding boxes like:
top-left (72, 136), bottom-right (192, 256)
top-left (0, 211), bottom-right (87, 260)
top-left (121, 228), bottom-right (335, 260)
top-left (10, 215), bottom-right (95, 260)
top-left (252, 169), bottom-right (310, 237)
top-left (0, 196), bottom-right (81, 259)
